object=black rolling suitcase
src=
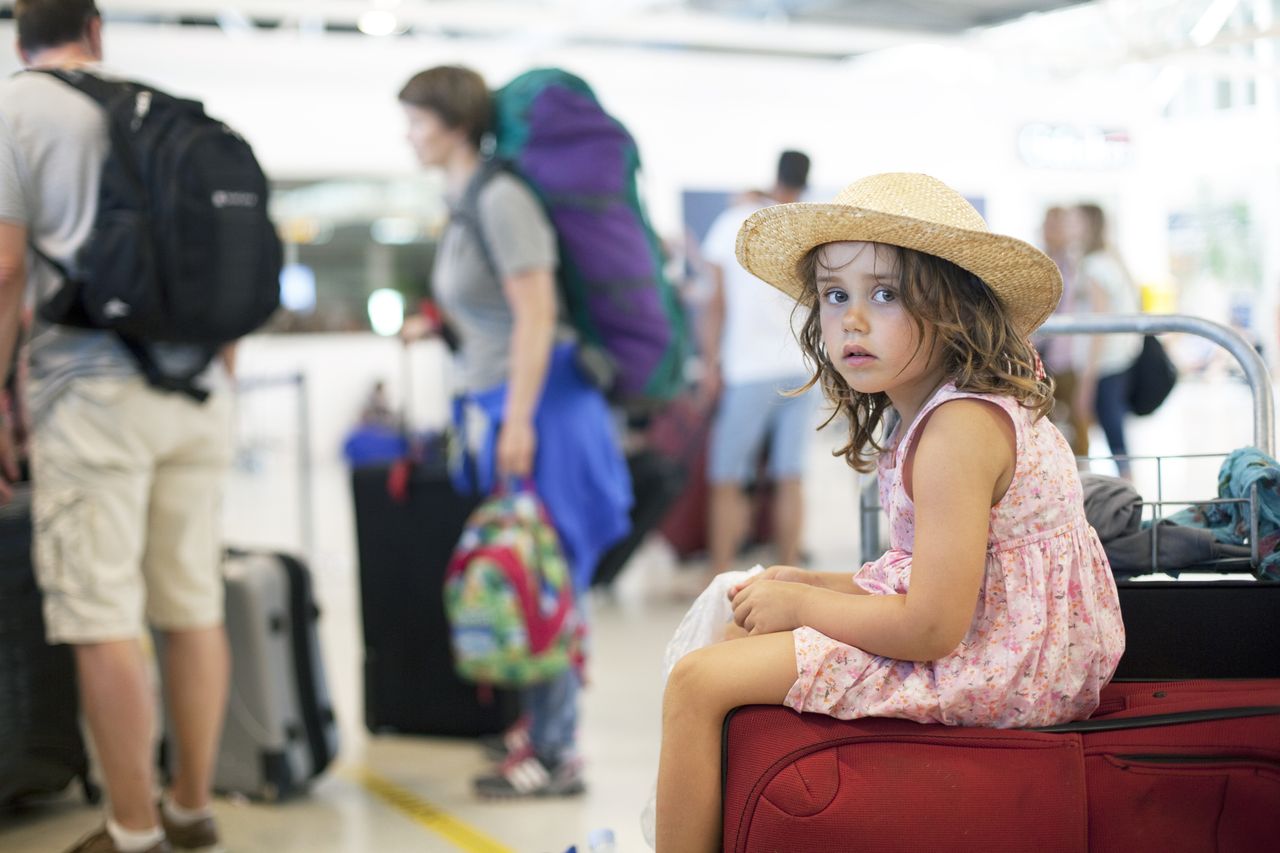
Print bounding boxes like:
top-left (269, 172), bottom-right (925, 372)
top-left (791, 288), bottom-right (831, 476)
top-left (352, 463), bottom-right (520, 736)
top-left (1113, 579), bottom-right (1280, 679)
top-left (0, 487), bottom-right (95, 807)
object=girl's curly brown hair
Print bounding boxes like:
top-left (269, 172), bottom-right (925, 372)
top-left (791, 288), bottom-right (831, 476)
top-left (790, 243), bottom-right (1054, 473)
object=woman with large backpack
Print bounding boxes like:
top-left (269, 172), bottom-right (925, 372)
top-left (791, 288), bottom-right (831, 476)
top-left (397, 65), bottom-right (632, 798)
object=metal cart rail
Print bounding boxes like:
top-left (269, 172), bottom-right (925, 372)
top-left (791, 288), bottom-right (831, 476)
top-left (858, 314), bottom-right (1274, 578)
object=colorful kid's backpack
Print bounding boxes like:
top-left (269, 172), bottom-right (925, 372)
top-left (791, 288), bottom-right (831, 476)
top-left (444, 484), bottom-right (582, 687)
top-left (455, 68), bottom-right (687, 411)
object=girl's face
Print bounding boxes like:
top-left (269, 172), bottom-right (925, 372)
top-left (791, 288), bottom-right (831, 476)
top-left (402, 104), bottom-right (466, 169)
top-left (816, 241), bottom-right (948, 414)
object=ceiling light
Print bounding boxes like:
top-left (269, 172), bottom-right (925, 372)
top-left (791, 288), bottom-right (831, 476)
top-left (358, 10), bottom-right (400, 36)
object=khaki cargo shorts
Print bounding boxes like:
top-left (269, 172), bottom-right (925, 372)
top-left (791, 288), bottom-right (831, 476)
top-left (31, 375), bottom-right (234, 644)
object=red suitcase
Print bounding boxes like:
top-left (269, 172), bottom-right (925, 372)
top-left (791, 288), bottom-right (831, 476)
top-left (649, 395), bottom-right (772, 560)
top-left (723, 679), bottom-right (1280, 853)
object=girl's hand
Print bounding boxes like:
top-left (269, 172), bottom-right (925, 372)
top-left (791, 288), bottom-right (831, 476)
top-left (726, 565), bottom-right (809, 599)
top-left (731, 579), bottom-right (811, 635)
top-left (496, 418), bottom-right (537, 477)
top-left (399, 314), bottom-right (439, 343)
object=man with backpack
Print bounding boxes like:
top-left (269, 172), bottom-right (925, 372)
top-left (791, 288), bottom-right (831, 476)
top-left (0, 2), bottom-right (253, 850)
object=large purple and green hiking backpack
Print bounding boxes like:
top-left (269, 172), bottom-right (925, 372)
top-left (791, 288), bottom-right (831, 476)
top-left (463, 68), bottom-right (687, 410)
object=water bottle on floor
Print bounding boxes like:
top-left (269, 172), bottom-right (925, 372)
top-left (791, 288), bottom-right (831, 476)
top-left (588, 828), bottom-right (617, 853)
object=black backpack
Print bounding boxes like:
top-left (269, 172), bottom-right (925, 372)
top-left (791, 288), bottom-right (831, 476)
top-left (31, 69), bottom-right (281, 400)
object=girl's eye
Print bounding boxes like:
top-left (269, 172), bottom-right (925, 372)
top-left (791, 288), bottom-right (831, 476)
top-left (822, 288), bottom-right (848, 306)
top-left (871, 287), bottom-right (897, 304)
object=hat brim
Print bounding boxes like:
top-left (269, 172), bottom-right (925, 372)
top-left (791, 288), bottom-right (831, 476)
top-left (735, 203), bottom-right (1063, 336)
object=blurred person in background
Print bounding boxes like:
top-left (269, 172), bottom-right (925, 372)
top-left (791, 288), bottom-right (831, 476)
top-left (0, 2), bottom-right (234, 851)
top-left (1071, 203), bottom-right (1141, 478)
top-left (1038, 206), bottom-right (1090, 456)
top-left (398, 64), bottom-right (631, 798)
top-left (699, 151), bottom-right (818, 580)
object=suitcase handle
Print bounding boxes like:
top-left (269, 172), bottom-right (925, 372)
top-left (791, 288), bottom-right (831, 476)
top-left (1033, 704), bottom-right (1280, 734)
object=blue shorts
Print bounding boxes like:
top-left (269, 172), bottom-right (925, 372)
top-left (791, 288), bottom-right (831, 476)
top-left (708, 377), bottom-right (818, 484)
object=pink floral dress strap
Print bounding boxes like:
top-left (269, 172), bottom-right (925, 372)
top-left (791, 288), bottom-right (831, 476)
top-left (878, 383), bottom-right (1028, 553)
top-left (892, 383), bottom-right (1024, 476)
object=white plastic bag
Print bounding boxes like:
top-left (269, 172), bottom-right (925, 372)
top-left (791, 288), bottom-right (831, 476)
top-left (642, 565), bottom-right (764, 848)
top-left (661, 565), bottom-right (763, 679)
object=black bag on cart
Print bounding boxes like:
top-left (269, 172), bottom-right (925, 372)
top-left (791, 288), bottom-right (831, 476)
top-left (0, 488), bottom-right (95, 807)
top-left (1114, 579), bottom-right (1280, 679)
top-left (1126, 334), bottom-right (1177, 416)
top-left (161, 549), bottom-right (338, 800)
top-left (352, 463), bottom-right (520, 736)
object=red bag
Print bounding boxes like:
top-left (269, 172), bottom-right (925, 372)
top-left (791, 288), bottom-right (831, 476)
top-left (723, 679), bottom-right (1280, 853)
top-left (649, 395), bottom-right (772, 559)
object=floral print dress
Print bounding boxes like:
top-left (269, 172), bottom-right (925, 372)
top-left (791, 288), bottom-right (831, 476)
top-left (784, 383), bottom-right (1125, 728)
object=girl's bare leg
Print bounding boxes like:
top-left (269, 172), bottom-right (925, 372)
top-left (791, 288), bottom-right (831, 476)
top-left (657, 631), bottom-right (798, 852)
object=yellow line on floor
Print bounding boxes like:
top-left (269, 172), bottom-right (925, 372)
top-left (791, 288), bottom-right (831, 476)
top-left (353, 767), bottom-right (515, 853)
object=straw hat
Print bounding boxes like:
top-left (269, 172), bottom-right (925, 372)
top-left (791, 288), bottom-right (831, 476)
top-left (735, 172), bottom-right (1063, 335)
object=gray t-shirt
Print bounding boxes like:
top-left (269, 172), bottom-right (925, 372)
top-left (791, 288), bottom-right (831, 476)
top-left (0, 68), bottom-right (221, 422)
top-left (432, 170), bottom-right (566, 392)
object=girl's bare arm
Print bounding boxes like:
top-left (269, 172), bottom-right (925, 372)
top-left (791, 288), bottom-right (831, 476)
top-left (733, 400), bottom-right (1014, 661)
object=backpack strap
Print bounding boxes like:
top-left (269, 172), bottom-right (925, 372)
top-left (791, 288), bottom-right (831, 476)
top-left (22, 69), bottom-right (133, 295)
top-left (28, 67), bottom-right (122, 105)
top-left (20, 71), bottom-right (122, 327)
top-left (29, 69), bottom-right (148, 209)
top-left (24, 242), bottom-right (97, 327)
top-left (114, 337), bottom-right (213, 404)
top-left (25, 69), bottom-right (213, 404)
top-left (452, 160), bottom-right (617, 396)
top-left (451, 158), bottom-right (514, 282)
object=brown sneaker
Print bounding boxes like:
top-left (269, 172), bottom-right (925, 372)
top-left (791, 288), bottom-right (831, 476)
top-left (159, 807), bottom-right (221, 851)
top-left (64, 827), bottom-right (172, 853)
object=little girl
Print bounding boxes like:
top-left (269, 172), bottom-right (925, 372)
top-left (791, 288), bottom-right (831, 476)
top-left (655, 173), bottom-right (1125, 851)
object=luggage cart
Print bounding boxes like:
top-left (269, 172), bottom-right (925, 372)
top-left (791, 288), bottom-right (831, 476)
top-left (857, 314), bottom-right (1280, 679)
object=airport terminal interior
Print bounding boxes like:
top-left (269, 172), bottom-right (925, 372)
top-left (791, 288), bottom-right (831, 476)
top-left (2, 1), bottom-right (1280, 851)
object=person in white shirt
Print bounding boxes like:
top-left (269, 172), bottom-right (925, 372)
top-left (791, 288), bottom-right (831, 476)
top-left (699, 151), bottom-right (818, 578)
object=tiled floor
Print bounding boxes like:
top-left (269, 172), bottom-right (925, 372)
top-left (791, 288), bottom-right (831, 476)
top-left (0, 371), bottom-right (1267, 852)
